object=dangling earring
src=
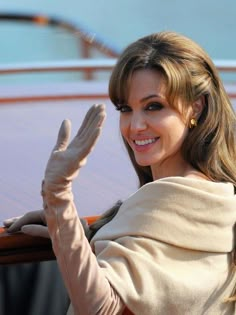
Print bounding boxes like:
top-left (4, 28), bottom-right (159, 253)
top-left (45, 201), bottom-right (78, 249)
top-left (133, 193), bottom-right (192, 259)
top-left (189, 118), bottom-right (197, 129)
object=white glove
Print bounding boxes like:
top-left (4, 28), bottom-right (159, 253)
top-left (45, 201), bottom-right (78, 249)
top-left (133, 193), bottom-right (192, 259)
top-left (3, 210), bottom-right (49, 238)
top-left (43, 104), bottom-right (106, 189)
top-left (3, 211), bottom-right (91, 239)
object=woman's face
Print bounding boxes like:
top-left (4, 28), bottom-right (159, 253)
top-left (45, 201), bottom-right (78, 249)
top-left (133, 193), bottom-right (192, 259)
top-left (119, 69), bottom-right (191, 179)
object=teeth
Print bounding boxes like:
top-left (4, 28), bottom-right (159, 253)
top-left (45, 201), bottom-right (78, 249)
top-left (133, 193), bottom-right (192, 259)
top-left (135, 138), bottom-right (156, 146)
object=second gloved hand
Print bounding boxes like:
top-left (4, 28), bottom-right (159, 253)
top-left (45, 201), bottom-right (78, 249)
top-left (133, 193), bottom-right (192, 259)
top-left (3, 211), bottom-right (91, 239)
top-left (3, 210), bottom-right (49, 238)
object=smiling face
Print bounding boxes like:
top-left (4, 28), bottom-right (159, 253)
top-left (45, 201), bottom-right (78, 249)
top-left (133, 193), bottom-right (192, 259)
top-left (118, 69), bottom-right (192, 179)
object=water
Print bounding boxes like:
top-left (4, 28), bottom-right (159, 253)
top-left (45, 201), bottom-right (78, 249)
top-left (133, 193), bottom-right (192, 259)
top-left (0, 0), bottom-right (235, 62)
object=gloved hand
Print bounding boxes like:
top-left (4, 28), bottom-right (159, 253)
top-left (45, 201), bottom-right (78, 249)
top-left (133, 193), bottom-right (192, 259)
top-left (4, 104), bottom-right (106, 240)
top-left (3, 211), bottom-right (91, 239)
top-left (3, 210), bottom-right (49, 238)
top-left (43, 104), bottom-right (106, 189)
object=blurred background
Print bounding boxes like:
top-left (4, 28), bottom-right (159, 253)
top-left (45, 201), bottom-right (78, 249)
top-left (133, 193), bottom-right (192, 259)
top-left (0, 0), bottom-right (235, 220)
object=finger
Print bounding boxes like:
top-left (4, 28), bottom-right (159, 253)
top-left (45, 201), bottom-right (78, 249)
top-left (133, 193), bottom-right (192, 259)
top-left (75, 105), bottom-right (100, 138)
top-left (68, 105), bottom-right (106, 150)
top-left (73, 111), bottom-right (105, 156)
top-left (53, 119), bottom-right (71, 151)
top-left (78, 126), bottom-right (103, 160)
top-left (7, 211), bottom-right (45, 233)
top-left (3, 216), bottom-right (22, 227)
top-left (74, 104), bottom-right (106, 141)
top-left (21, 225), bottom-right (50, 238)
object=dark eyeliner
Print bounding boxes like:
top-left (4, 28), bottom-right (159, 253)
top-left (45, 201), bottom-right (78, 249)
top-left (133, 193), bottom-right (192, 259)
top-left (116, 104), bottom-right (131, 112)
top-left (146, 102), bottom-right (164, 111)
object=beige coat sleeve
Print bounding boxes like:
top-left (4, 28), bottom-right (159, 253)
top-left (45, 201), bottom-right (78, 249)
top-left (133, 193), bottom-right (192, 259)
top-left (42, 183), bottom-right (125, 315)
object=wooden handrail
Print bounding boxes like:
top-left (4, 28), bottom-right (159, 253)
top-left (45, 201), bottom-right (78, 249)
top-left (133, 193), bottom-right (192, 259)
top-left (0, 227), bottom-right (55, 264)
top-left (0, 215), bottom-right (99, 265)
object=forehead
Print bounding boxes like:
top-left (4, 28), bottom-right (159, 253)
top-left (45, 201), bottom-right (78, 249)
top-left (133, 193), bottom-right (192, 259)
top-left (127, 69), bottom-right (166, 102)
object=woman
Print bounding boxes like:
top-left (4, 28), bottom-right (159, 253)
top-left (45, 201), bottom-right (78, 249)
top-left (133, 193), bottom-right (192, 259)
top-left (4, 31), bottom-right (236, 314)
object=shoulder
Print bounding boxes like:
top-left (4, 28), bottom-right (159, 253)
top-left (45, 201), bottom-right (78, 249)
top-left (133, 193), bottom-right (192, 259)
top-left (154, 176), bottom-right (234, 195)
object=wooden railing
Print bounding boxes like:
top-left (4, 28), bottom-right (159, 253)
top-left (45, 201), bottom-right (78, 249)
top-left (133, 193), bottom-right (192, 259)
top-left (0, 216), bottom-right (99, 265)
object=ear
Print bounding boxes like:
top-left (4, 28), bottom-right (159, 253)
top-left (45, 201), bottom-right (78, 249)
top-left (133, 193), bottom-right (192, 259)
top-left (192, 95), bottom-right (205, 118)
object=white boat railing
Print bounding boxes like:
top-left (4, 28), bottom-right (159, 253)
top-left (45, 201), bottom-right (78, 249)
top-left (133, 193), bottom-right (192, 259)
top-left (0, 59), bottom-right (235, 103)
top-left (214, 60), bottom-right (236, 72)
top-left (0, 59), bottom-right (235, 74)
top-left (0, 59), bottom-right (116, 74)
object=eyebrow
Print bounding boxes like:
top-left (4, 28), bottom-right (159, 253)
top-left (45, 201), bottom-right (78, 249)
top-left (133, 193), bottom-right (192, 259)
top-left (140, 94), bottom-right (165, 102)
top-left (118, 93), bottom-right (166, 107)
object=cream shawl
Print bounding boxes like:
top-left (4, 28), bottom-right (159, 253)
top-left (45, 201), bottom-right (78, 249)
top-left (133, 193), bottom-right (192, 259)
top-left (91, 177), bottom-right (236, 315)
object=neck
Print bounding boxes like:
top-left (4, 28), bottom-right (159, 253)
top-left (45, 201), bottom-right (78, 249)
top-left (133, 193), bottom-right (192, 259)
top-left (151, 155), bottom-right (208, 181)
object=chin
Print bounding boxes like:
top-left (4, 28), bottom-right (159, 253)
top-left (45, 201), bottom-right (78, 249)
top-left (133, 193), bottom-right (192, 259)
top-left (135, 159), bottom-right (153, 167)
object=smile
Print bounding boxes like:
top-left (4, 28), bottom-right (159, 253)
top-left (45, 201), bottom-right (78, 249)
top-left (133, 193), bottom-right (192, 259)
top-left (134, 138), bottom-right (158, 146)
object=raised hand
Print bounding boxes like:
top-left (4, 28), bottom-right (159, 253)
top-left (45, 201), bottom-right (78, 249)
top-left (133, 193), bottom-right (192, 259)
top-left (3, 105), bottom-right (105, 239)
top-left (44, 104), bottom-right (106, 187)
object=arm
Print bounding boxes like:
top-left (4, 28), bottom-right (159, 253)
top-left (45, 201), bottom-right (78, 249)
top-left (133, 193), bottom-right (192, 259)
top-left (42, 183), bottom-right (124, 315)
top-left (42, 104), bottom-right (124, 315)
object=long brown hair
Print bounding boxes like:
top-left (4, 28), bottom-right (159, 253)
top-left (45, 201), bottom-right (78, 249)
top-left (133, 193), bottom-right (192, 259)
top-left (109, 31), bottom-right (236, 188)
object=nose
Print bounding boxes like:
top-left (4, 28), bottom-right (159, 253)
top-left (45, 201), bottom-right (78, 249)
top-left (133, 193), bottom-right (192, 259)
top-left (130, 111), bottom-right (147, 132)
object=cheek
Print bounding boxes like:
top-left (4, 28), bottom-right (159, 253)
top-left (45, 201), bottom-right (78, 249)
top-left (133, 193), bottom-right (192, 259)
top-left (119, 116), bottom-right (128, 138)
top-left (160, 116), bottom-right (188, 145)
top-left (169, 121), bottom-right (189, 145)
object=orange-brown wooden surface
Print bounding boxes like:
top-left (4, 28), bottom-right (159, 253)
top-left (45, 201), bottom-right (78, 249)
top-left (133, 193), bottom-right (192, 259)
top-left (0, 215), bottom-right (99, 265)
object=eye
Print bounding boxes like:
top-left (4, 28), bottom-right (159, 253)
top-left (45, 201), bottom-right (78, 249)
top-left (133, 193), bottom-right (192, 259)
top-left (116, 104), bottom-right (132, 113)
top-left (145, 102), bottom-right (164, 111)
